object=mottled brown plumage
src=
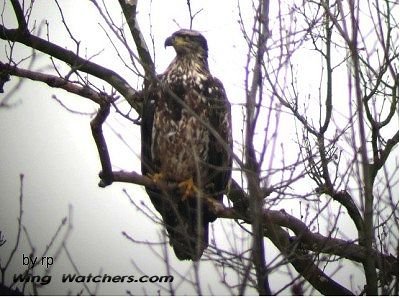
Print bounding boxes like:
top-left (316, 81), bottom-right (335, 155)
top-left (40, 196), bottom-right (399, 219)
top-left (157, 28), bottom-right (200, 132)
top-left (141, 29), bottom-right (232, 261)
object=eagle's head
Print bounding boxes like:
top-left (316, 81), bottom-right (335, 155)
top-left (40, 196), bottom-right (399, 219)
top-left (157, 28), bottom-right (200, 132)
top-left (165, 29), bottom-right (208, 58)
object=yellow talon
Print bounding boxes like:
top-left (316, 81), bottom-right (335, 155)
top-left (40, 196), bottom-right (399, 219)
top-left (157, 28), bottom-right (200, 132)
top-left (178, 177), bottom-right (198, 200)
top-left (148, 172), bottom-right (164, 184)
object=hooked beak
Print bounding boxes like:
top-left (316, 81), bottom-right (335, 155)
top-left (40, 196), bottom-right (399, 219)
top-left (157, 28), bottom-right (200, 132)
top-left (164, 36), bottom-right (174, 48)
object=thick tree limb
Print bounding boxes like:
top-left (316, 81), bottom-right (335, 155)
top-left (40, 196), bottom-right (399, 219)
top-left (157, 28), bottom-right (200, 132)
top-left (112, 168), bottom-right (354, 295)
top-left (118, 0), bottom-right (155, 82)
top-left (90, 103), bottom-right (113, 187)
top-left (266, 225), bottom-right (355, 295)
top-left (0, 25), bottom-right (141, 113)
top-left (97, 170), bottom-right (398, 281)
top-left (318, 187), bottom-right (364, 239)
top-left (266, 210), bottom-right (398, 277)
top-left (244, 0), bottom-right (272, 293)
top-left (0, 62), bottom-right (106, 105)
top-left (10, 0), bottom-right (28, 32)
top-left (98, 167), bottom-right (398, 278)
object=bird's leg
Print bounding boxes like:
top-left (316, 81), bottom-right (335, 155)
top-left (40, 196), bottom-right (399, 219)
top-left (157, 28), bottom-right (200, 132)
top-left (178, 177), bottom-right (199, 200)
top-left (147, 172), bottom-right (165, 184)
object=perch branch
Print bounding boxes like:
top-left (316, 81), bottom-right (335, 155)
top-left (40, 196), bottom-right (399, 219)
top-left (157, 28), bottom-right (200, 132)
top-left (0, 62), bottom-right (106, 105)
top-left (90, 102), bottom-right (113, 187)
top-left (100, 170), bottom-right (398, 281)
top-left (0, 25), bottom-right (141, 113)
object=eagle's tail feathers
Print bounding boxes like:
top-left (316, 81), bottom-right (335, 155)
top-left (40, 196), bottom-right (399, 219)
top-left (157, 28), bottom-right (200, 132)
top-left (166, 218), bottom-right (209, 261)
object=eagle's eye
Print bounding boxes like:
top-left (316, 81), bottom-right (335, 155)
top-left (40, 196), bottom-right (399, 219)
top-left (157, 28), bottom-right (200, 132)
top-left (165, 30), bottom-right (208, 54)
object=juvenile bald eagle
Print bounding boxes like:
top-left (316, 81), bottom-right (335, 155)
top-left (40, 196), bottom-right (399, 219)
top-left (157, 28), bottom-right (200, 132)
top-left (141, 29), bottom-right (232, 261)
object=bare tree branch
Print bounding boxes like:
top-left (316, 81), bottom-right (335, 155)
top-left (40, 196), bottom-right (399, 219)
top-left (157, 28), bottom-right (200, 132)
top-left (96, 169), bottom-right (399, 281)
top-left (90, 102), bottom-right (113, 187)
top-left (118, 0), bottom-right (155, 82)
top-left (0, 25), bottom-right (141, 112)
top-left (0, 62), bottom-right (106, 105)
top-left (9, 0), bottom-right (28, 32)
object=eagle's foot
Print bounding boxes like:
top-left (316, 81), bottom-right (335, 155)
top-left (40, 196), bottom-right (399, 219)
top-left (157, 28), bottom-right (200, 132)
top-left (178, 178), bottom-right (198, 200)
top-left (148, 172), bottom-right (164, 184)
